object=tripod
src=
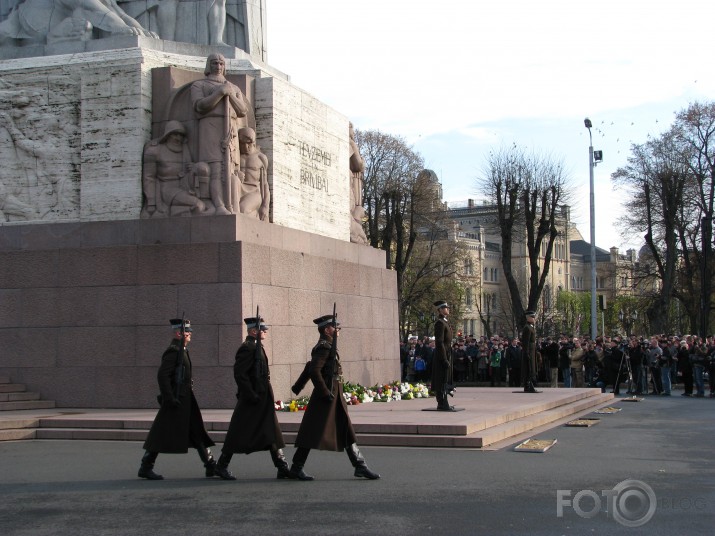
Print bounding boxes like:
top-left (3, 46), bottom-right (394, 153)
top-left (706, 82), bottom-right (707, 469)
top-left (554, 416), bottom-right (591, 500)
top-left (618, 348), bottom-right (634, 394)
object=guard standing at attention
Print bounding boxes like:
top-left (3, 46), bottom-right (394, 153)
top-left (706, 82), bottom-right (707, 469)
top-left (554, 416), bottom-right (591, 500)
top-left (521, 310), bottom-right (540, 393)
top-left (433, 300), bottom-right (456, 410)
top-left (214, 315), bottom-right (290, 480)
top-left (289, 313), bottom-right (380, 481)
top-left (138, 318), bottom-right (217, 480)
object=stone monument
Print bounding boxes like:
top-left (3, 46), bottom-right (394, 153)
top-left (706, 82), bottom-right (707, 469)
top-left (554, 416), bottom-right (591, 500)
top-left (0, 3), bottom-right (398, 409)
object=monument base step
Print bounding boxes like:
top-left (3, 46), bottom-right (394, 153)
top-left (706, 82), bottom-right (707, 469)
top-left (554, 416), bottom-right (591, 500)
top-left (0, 388), bottom-right (616, 448)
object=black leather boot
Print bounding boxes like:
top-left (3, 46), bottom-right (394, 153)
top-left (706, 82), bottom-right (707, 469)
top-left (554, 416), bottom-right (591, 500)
top-left (215, 452), bottom-right (237, 480)
top-left (524, 379), bottom-right (540, 393)
top-left (197, 444), bottom-right (217, 477)
top-left (289, 447), bottom-right (314, 481)
top-left (346, 444), bottom-right (380, 479)
top-left (271, 448), bottom-right (291, 479)
top-left (138, 451), bottom-right (163, 480)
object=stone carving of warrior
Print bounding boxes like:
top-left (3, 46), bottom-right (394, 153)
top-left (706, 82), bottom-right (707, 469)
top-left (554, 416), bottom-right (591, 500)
top-left (190, 53), bottom-right (248, 215)
top-left (237, 127), bottom-right (269, 221)
top-left (349, 122), bottom-right (368, 244)
top-left (141, 120), bottom-right (209, 218)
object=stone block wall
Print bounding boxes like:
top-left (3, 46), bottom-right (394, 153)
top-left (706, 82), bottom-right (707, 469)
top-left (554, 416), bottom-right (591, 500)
top-left (0, 215), bottom-right (400, 408)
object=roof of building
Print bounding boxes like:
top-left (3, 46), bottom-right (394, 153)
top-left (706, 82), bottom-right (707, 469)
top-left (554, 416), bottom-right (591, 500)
top-left (569, 240), bottom-right (611, 262)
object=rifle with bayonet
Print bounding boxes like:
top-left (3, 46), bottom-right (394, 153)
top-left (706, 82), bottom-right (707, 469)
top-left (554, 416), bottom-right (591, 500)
top-left (173, 313), bottom-right (186, 405)
top-left (324, 302), bottom-right (338, 401)
top-left (253, 305), bottom-right (263, 396)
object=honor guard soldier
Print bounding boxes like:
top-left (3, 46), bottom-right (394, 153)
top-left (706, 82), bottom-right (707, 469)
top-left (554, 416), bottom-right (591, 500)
top-left (138, 319), bottom-right (217, 480)
top-left (289, 313), bottom-right (380, 481)
top-left (433, 300), bottom-right (456, 410)
top-left (521, 310), bottom-right (540, 393)
top-left (214, 316), bottom-right (290, 480)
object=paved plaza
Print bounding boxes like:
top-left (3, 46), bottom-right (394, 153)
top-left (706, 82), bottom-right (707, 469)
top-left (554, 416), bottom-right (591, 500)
top-left (1, 393), bottom-right (713, 535)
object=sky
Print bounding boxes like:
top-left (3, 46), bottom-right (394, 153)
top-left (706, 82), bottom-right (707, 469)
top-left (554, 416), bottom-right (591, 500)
top-left (266, 0), bottom-right (715, 252)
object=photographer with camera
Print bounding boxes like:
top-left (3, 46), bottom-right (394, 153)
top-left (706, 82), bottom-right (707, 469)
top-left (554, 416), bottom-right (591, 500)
top-left (658, 338), bottom-right (674, 396)
top-left (570, 338), bottom-right (585, 387)
top-left (646, 337), bottom-right (663, 395)
top-left (626, 338), bottom-right (644, 395)
top-left (583, 342), bottom-right (598, 386)
top-left (541, 337), bottom-right (560, 388)
top-left (603, 340), bottom-right (626, 395)
top-left (677, 339), bottom-right (693, 396)
top-left (558, 336), bottom-right (573, 388)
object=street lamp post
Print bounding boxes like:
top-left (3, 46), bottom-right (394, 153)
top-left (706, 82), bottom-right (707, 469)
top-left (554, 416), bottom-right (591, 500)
top-left (584, 118), bottom-right (599, 341)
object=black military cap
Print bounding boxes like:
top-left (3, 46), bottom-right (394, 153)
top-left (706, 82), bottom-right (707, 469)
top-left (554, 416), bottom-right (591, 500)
top-left (170, 318), bottom-right (192, 332)
top-left (433, 300), bottom-right (449, 309)
top-left (313, 315), bottom-right (340, 327)
top-left (525, 310), bottom-right (536, 318)
top-left (244, 317), bottom-right (269, 331)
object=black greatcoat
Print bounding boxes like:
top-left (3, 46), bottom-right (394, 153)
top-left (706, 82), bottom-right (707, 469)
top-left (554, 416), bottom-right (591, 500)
top-left (520, 322), bottom-right (537, 385)
top-left (294, 335), bottom-right (357, 451)
top-left (431, 316), bottom-right (453, 398)
top-left (143, 339), bottom-right (214, 453)
top-left (221, 336), bottom-right (285, 454)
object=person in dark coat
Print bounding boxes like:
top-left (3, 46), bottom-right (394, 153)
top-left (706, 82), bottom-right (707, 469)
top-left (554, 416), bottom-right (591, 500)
top-left (214, 316), bottom-right (289, 480)
top-left (520, 310), bottom-right (539, 393)
top-left (138, 319), bottom-right (217, 480)
top-left (289, 314), bottom-right (380, 481)
top-left (505, 338), bottom-right (522, 388)
top-left (432, 300), bottom-right (455, 410)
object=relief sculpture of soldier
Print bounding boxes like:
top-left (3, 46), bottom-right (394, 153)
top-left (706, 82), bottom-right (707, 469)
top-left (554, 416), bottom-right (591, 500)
top-left (237, 127), bottom-right (270, 221)
top-left (138, 319), bottom-right (218, 480)
top-left (349, 122), bottom-right (368, 244)
top-left (141, 120), bottom-right (211, 218)
top-left (289, 314), bottom-right (380, 481)
top-left (190, 53), bottom-right (249, 215)
top-left (213, 315), bottom-right (290, 480)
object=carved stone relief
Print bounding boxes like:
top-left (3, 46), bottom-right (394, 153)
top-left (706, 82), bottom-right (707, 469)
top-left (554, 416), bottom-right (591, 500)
top-left (0, 77), bottom-right (80, 222)
top-left (0, 0), bottom-right (267, 60)
top-left (142, 55), bottom-right (267, 219)
top-left (349, 122), bottom-right (367, 244)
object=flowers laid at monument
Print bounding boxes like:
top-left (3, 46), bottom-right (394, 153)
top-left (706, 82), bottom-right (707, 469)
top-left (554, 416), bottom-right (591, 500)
top-left (275, 381), bottom-right (430, 411)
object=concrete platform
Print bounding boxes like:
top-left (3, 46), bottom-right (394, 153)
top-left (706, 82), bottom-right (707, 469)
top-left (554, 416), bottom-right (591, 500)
top-left (0, 387), bottom-right (613, 448)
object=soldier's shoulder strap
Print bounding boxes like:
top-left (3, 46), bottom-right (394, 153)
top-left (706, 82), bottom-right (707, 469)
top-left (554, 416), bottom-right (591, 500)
top-left (314, 339), bottom-right (332, 351)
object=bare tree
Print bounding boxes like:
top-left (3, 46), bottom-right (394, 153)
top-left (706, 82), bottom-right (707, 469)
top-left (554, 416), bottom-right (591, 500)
top-left (356, 130), bottom-right (468, 338)
top-left (671, 102), bottom-right (715, 336)
top-left (612, 102), bottom-right (715, 335)
top-left (478, 146), bottom-right (572, 327)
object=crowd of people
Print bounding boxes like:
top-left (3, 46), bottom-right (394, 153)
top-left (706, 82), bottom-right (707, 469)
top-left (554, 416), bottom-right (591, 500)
top-left (400, 333), bottom-right (715, 397)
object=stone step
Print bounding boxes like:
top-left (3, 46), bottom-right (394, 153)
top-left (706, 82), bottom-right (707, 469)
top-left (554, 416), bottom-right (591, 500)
top-left (0, 428), bottom-right (37, 441)
top-left (471, 392), bottom-right (614, 447)
top-left (0, 392), bottom-right (41, 402)
top-left (30, 391), bottom-right (612, 448)
top-left (0, 418), bottom-right (41, 442)
top-left (0, 418), bottom-right (40, 431)
top-left (0, 376), bottom-right (10, 384)
top-left (0, 400), bottom-right (56, 411)
top-left (35, 428), bottom-right (228, 443)
top-left (0, 384), bottom-right (27, 393)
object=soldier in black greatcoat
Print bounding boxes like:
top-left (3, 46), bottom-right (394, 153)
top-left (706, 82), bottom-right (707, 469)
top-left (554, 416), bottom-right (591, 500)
top-left (520, 310), bottom-right (540, 393)
top-left (289, 314), bottom-right (380, 481)
top-left (432, 300), bottom-right (455, 410)
top-left (213, 316), bottom-right (289, 480)
top-left (138, 319), bottom-right (217, 480)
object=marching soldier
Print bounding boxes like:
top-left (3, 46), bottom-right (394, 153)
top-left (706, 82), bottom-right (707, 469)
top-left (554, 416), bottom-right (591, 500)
top-left (289, 314), bottom-right (380, 481)
top-left (138, 319), bottom-right (217, 480)
top-left (214, 316), bottom-right (290, 480)
top-left (433, 300), bottom-right (456, 410)
top-left (521, 310), bottom-right (540, 393)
